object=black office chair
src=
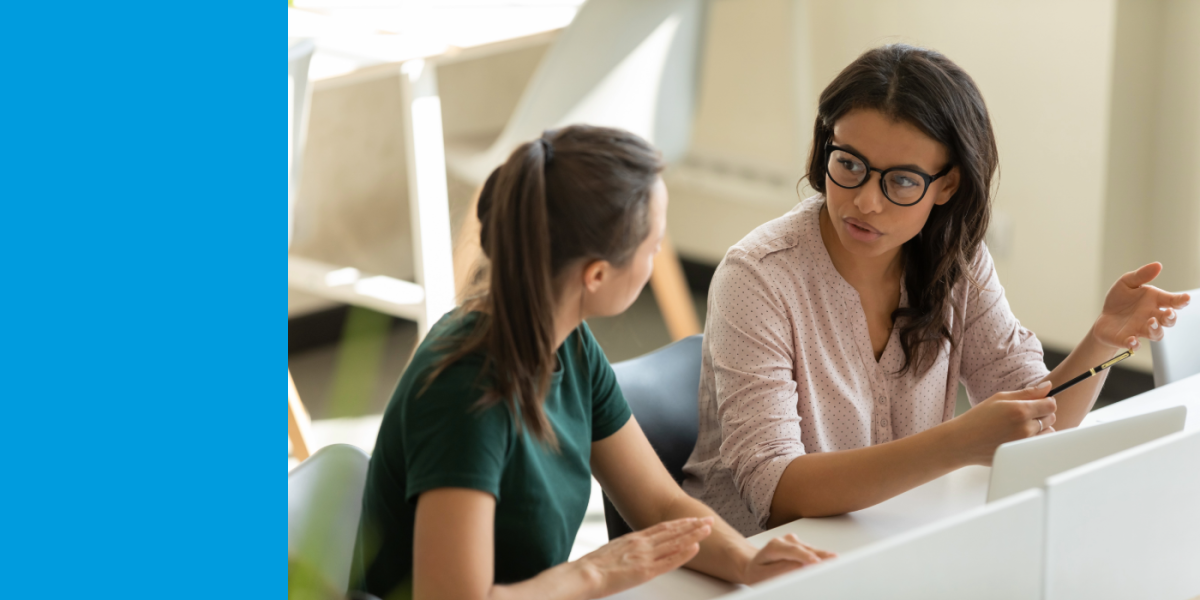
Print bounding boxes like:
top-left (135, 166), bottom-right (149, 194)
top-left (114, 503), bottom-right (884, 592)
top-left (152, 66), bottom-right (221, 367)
top-left (603, 334), bottom-right (704, 540)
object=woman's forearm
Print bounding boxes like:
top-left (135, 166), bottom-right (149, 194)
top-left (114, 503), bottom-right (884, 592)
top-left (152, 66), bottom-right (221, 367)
top-left (488, 561), bottom-right (596, 600)
top-left (656, 492), bottom-right (755, 583)
top-left (1039, 327), bottom-right (1118, 429)
top-left (767, 421), bottom-right (966, 526)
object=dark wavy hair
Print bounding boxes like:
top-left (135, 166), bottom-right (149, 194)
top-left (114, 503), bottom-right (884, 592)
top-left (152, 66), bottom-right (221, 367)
top-left (426, 125), bottom-right (663, 447)
top-left (806, 44), bottom-right (998, 375)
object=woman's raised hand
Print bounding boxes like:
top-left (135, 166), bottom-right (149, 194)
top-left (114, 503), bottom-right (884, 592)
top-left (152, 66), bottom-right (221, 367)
top-left (947, 381), bottom-right (1058, 466)
top-left (1092, 263), bottom-right (1191, 351)
top-left (573, 517), bottom-right (713, 599)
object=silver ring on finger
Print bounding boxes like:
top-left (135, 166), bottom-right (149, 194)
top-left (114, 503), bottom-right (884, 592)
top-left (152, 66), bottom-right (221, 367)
top-left (1037, 417), bottom-right (1044, 433)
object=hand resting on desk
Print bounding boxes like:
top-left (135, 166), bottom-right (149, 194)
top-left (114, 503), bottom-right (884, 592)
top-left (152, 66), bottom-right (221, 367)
top-left (574, 518), bottom-right (832, 598)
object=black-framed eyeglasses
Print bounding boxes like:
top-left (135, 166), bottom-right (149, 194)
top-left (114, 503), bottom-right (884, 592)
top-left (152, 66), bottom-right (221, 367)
top-left (825, 143), bottom-right (953, 207)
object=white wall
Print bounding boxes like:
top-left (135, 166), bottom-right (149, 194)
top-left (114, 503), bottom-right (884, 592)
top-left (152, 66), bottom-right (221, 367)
top-left (666, 0), bottom-right (811, 264)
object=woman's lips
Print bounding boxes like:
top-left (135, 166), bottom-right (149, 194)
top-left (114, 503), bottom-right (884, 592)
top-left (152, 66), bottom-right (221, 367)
top-left (844, 217), bottom-right (882, 242)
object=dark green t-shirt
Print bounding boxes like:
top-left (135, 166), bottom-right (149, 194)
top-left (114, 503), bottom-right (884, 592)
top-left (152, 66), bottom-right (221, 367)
top-left (357, 311), bottom-right (631, 599)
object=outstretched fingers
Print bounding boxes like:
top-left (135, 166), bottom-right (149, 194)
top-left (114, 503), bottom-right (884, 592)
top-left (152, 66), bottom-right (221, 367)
top-left (1147, 315), bottom-right (1165, 341)
top-left (1170, 291), bottom-right (1192, 309)
top-left (1121, 263), bottom-right (1163, 289)
top-left (645, 517), bottom-right (712, 545)
top-left (648, 520), bottom-right (712, 562)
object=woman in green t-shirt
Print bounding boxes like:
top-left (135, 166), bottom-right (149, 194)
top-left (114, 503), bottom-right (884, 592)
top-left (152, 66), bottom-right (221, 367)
top-left (357, 125), bottom-right (833, 600)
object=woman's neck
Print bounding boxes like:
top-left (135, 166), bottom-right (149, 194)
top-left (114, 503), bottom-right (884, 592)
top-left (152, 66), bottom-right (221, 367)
top-left (551, 285), bottom-right (586, 351)
top-left (819, 204), bottom-right (904, 289)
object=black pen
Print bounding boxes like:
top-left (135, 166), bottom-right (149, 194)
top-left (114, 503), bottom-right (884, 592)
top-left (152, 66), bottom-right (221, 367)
top-left (1047, 349), bottom-right (1135, 397)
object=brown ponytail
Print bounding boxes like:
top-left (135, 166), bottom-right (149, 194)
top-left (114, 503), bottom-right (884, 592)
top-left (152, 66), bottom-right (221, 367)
top-left (427, 125), bottom-right (663, 446)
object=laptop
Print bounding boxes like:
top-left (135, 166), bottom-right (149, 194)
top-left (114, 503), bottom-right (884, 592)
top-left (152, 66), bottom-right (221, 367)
top-left (986, 405), bottom-right (1187, 502)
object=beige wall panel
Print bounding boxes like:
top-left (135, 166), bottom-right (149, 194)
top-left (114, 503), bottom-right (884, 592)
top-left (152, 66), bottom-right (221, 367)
top-left (690, 0), bottom-right (804, 173)
top-left (1148, 0), bottom-right (1200, 294)
top-left (1103, 0), bottom-right (1162, 295)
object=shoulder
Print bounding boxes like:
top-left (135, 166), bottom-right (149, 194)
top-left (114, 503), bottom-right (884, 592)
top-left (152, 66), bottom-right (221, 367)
top-left (406, 309), bottom-right (487, 380)
top-left (393, 310), bottom-right (501, 420)
top-left (564, 321), bottom-right (597, 360)
top-left (726, 197), bottom-right (820, 263)
top-left (565, 321), bottom-right (614, 383)
top-left (715, 196), bottom-right (824, 287)
top-left (958, 241), bottom-right (1003, 297)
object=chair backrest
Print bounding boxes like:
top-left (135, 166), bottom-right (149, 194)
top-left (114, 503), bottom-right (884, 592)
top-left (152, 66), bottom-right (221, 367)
top-left (1150, 287), bottom-right (1200, 386)
top-left (289, 444), bottom-right (370, 594)
top-left (603, 334), bottom-right (703, 539)
top-left (448, 0), bottom-right (709, 184)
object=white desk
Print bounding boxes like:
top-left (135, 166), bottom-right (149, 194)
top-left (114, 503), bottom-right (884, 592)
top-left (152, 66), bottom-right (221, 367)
top-left (616, 373), bottom-right (1200, 599)
top-left (1081, 372), bottom-right (1200, 430)
top-left (611, 466), bottom-right (993, 600)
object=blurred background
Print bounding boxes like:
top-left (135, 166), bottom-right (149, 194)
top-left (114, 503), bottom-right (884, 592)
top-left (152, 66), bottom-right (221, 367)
top-left (288, 0), bottom-right (1200, 558)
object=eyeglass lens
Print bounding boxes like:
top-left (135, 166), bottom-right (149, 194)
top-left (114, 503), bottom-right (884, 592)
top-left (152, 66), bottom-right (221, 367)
top-left (827, 148), bottom-right (926, 205)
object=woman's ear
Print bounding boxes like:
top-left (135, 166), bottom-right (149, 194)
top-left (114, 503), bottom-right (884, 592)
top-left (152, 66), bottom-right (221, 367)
top-left (934, 167), bottom-right (960, 206)
top-left (582, 260), bottom-right (609, 294)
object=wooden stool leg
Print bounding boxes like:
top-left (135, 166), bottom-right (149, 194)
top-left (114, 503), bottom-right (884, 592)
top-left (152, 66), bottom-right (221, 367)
top-left (650, 234), bottom-right (701, 341)
top-left (288, 370), bottom-right (313, 461)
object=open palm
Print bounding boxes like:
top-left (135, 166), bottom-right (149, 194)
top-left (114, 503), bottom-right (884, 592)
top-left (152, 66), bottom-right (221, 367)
top-left (1092, 263), bottom-right (1191, 351)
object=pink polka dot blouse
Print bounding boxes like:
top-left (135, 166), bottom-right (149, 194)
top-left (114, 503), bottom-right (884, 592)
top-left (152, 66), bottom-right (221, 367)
top-left (681, 196), bottom-right (1049, 535)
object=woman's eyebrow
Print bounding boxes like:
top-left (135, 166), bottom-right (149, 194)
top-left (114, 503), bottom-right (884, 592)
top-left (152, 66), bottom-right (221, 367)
top-left (889, 162), bottom-right (932, 174)
top-left (829, 138), bottom-right (859, 154)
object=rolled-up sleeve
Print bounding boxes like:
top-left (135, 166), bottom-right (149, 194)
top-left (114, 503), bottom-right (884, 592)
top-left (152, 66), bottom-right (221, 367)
top-left (707, 250), bottom-right (806, 527)
top-left (959, 247), bottom-right (1050, 404)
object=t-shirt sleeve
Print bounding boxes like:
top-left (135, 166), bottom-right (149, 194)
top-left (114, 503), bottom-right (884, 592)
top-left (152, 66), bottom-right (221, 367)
top-left (959, 244), bottom-right (1051, 404)
top-left (402, 360), bottom-right (514, 502)
top-left (579, 322), bottom-right (632, 441)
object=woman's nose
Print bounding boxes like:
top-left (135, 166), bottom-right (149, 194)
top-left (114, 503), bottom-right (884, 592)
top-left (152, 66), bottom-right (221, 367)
top-left (854, 173), bottom-right (887, 214)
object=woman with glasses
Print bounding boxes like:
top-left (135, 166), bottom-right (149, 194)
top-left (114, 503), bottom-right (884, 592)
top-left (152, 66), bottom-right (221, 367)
top-left (681, 44), bottom-right (1191, 535)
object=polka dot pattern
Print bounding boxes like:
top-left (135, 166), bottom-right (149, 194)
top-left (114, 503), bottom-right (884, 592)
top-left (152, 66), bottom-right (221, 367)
top-left (681, 196), bottom-right (1050, 536)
